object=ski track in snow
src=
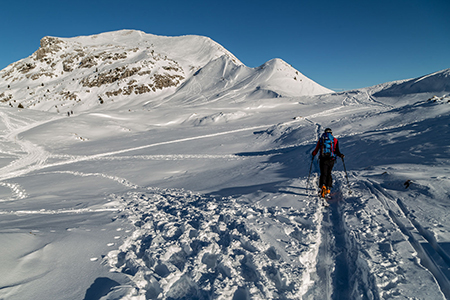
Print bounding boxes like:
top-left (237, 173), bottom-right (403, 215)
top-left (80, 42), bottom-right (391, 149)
top-left (49, 154), bottom-right (246, 162)
top-left (47, 170), bottom-right (139, 189)
top-left (363, 179), bottom-right (450, 299)
top-left (303, 174), bottom-right (380, 300)
top-left (0, 117), bottom-right (298, 184)
top-left (0, 112), bottom-right (309, 207)
top-left (0, 207), bottom-right (120, 216)
top-left (0, 111), bottom-right (61, 180)
top-left (0, 181), bottom-right (28, 202)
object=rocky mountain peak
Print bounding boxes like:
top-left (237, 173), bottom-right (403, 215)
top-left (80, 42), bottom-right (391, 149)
top-left (0, 30), bottom-right (332, 114)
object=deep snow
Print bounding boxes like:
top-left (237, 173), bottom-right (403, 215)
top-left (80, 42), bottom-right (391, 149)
top-left (0, 30), bottom-right (450, 300)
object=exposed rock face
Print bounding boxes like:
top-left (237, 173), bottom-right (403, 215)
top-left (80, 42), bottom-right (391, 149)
top-left (35, 37), bottom-right (64, 60)
top-left (0, 92), bottom-right (13, 103)
top-left (0, 30), bottom-right (221, 112)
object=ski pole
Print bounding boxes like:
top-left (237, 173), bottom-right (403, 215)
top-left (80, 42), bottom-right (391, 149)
top-left (341, 156), bottom-right (351, 193)
top-left (307, 156), bottom-right (314, 193)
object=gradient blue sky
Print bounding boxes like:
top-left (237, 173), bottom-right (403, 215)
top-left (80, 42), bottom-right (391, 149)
top-left (1, 0), bottom-right (449, 91)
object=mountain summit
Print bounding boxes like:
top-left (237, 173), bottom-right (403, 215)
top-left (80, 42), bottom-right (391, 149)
top-left (0, 30), bottom-right (332, 113)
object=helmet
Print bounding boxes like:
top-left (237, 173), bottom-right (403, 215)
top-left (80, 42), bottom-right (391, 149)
top-left (324, 128), bottom-right (332, 133)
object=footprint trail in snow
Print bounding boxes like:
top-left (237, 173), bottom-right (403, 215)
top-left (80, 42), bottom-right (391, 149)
top-left (105, 187), bottom-right (322, 300)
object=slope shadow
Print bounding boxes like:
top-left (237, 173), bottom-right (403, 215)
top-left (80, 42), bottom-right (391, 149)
top-left (83, 277), bottom-right (120, 300)
top-left (207, 180), bottom-right (284, 198)
top-left (341, 108), bottom-right (450, 169)
top-left (421, 242), bottom-right (450, 281)
top-left (207, 144), bottom-right (315, 198)
top-left (236, 144), bottom-right (316, 180)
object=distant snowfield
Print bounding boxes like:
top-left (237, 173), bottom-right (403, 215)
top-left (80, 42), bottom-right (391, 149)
top-left (0, 30), bottom-right (450, 300)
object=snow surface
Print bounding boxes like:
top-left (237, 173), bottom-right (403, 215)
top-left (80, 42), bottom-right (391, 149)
top-left (0, 30), bottom-right (450, 300)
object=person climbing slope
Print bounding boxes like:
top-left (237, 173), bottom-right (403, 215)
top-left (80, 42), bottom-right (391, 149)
top-left (312, 128), bottom-right (344, 197)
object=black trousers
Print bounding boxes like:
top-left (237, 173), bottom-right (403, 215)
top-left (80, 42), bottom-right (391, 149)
top-left (319, 158), bottom-right (335, 188)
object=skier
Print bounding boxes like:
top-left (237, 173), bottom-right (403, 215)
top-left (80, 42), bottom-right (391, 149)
top-left (312, 128), bottom-right (344, 197)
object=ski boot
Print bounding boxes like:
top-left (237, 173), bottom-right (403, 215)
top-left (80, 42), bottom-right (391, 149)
top-left (320, 185), bottom-right (331, 198)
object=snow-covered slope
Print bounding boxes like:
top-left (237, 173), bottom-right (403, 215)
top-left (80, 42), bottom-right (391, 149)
top-left (0, 30), bottom-right (332, 114)
top-left (152, 56), bottom-right (332, 108)
top-left (0, 31), bottom-right (450, 300)
top-left (373, 68), bottom-right (450, 97)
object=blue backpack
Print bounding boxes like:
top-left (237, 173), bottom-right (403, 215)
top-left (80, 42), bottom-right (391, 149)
top-left (321, 132), bottom-right (335, 158)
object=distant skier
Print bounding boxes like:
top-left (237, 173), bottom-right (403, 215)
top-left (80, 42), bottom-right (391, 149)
top-left (312, 128), bottom-right (344, 197)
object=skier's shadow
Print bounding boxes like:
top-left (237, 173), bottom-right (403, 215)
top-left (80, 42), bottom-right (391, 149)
top-left (278, 185), bottom-right (309, 197)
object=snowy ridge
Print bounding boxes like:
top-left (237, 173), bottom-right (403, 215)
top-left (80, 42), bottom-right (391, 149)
top-left (373, 68), bottom-right (450, 97)
top-left (154, 56), bottom-right (332, 108)
top-left (0, 30), bottom-right (331, 114)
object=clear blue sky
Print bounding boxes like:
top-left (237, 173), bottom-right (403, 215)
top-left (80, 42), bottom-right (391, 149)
top-left (1, 0), bottom-right (449, 91)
